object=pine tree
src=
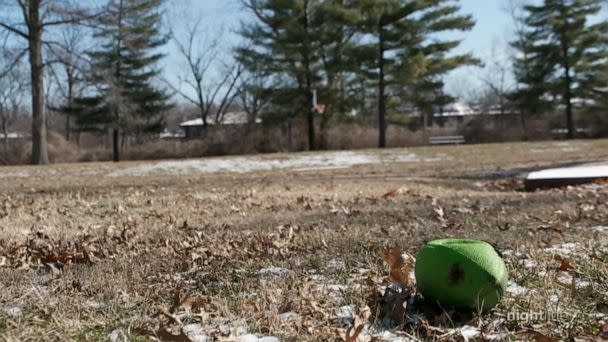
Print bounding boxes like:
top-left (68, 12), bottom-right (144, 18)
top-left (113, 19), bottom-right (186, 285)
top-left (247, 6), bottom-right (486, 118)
top-left (512, 0), bottom-right (608, 139)
top-left (352, 0), bottom-right (477, 147)
top-left (313, 0), bottom-right (361, 147)
top-left (72, 0), bottom-right (171, 161)
top-left (239, 0), bottom-right (323, 150)
top-left (508, 7), bottom-right (554, 130)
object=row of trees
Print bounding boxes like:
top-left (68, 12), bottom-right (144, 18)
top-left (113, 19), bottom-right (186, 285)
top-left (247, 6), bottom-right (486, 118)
top-left (0, 0), bottom-right (172, 163)
top-left (510, 0), bottom-right (608, 139)
top-left (0, 0), bottom-right (606, 164)
top-left (238, 0), bottom-right (478, 149)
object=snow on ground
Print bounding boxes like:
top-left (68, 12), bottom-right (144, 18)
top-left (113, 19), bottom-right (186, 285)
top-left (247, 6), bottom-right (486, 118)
top-left (530, 142), bottom-right (583, 154)
top-left (109, 150), bottom-right (446, 177)
top-left (0, 171), bottom-right (29, 179)
top-left (527, 164), bottom-right (608, 180)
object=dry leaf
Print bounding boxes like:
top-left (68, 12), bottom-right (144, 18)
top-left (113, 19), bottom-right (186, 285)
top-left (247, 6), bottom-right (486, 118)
top-left (344, 306), bottom-right (371, 342)
top-left (433, 206), bottom-right (445, 221)
top-left (136, 324), bottom-right (193, 342)
top-left (554, 255), bottom-right (575, 271)
top-left (344, 324), bottom-right (365, 342)
top-left (380, 246), bottom-right (413, 286)
top-left (383, 190), bottom-right (398, 199)
top-left (516, 330), bottom-right (556, 342)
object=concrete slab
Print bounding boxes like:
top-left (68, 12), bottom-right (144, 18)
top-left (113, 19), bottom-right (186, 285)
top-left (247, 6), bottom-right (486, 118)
top-left (525, 164), bottom-right (608, 191)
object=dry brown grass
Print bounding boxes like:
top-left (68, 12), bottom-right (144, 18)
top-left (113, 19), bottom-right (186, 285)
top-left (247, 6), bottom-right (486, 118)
top-left (0, 140), bottom-right (607, 341)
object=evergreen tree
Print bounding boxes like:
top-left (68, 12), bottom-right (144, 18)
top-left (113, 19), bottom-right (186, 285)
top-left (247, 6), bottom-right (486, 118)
top-left (313, 0), bottom-right (361, 147)
top-left (512, 0), bottom-right (608, 139)
top-left (71, 0), bottom-right (171, 161)
top-left (509, 8), bottom-right (554, 130)
top-left (239, 0), bottom-right (323, 150)
top-left (352, 0), bottom-right (477, 147)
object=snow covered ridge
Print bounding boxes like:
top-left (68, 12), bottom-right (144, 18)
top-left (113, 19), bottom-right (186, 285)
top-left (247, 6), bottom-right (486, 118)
top-left (109, 150), bottom-right (449, 177)
top-left (527, 164), bottom-right (608, 180)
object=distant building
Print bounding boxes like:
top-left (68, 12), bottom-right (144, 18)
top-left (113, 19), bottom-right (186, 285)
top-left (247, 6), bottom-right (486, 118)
top-left (179, 111), bottom-right (261, 139)
top-left (159, 129), bottom-right (186, 140)
top-left (431, 101), bottom-right (516, 128)
top-left (0, 132), bottom-right (28, 140)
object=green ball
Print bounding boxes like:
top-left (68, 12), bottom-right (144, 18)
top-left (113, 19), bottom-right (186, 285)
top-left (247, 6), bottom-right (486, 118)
top-left (415, 239), bottom-right (508, 311)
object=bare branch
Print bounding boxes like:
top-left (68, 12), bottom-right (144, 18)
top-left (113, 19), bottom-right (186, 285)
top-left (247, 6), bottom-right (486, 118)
top-left (0, 23), bottom-right (28, 39)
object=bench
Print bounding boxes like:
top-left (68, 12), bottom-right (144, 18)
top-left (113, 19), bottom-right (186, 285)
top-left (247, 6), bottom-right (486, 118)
top-left (429, 135), bottom-right (465, 145)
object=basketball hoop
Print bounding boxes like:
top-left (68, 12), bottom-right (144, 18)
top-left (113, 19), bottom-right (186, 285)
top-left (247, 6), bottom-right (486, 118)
top-left (313, 103), bottom-right (326, 114)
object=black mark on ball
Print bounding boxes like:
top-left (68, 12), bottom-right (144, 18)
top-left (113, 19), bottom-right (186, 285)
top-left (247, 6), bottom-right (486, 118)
top-left (449, 264), bottom-right (465, 284)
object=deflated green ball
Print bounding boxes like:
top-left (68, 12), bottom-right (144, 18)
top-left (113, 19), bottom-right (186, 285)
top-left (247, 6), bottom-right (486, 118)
top-left (415, 239), bottom-right (508, 311)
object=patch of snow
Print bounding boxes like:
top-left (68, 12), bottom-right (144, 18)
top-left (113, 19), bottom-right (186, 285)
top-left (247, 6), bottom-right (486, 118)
top-left (183, 324), bottom-right (212, 342)
top-left (238, 335), bottom-right (280, 342)
top-left (236, 326), bottom-right (249, 337)
top-left (3, 306), bottom-right (22, 317)
top-left (519, 259), bottom-right (539, 268)
top-left (506, 281), bottom-right (527, 296)
top-left (334, 305), bottom-right (355, 323)
top-left (0, 171), bottom-right (28, 179)
top-left (460, 325), bottom-right (481, 341)
top-left (323, 284), bottom-right (347, 301)
top-left (278, 311), bottom-right (299, 323)
top-left (357, 268), bottom-right (371, 275)
top-left (544, 243), bottom-right (580, 255)
top-left (592, 226), bottom-right (608, 233)
top-left (107, 329), bottom-right (125, 342)
top-left (548, 293), bottom-right (561, 303)
top-left (294, 166), bottom-right (350, 172)
top-left (84, 298), bottom-right (106, 310)
top-left (109, 150), bottom-right (437, 177)
top-left (238, 335), bottom-right (260, 342)
top-left (258, 338), bottom-right (281, 342)
top-left (501, 249), bottom-right (514, 257)
top-left (326, 258), bottom-right (345, 269)
top-left (309, 274), bottom-right (326, 281)
top-left (256, 267), bottom-right (290, 278)
top-left (527, 164), bottom-right (608, 180)
top-left (556, 273), bottom-right (592, 289)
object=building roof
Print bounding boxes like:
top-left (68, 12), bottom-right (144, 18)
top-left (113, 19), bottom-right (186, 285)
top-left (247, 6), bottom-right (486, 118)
top-left (0, 132), bottom-right (27, 139)
top-left (433, 102), bottom-right (478, 117)
top-left (160, 129), bottom-right (186, 139)
top-left (180, 111), bottom-right (261, 127)
top-left (432, 102), bottom-right (516, 117)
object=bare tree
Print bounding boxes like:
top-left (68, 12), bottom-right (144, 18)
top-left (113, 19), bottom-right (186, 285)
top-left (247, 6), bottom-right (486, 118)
top-left (239, 66), bottom-right (272, 124)
top-left (0, 0), bottom-right (97, 164)
top-left (504, 0), bottom-right (532, 133)
top-left (46, 24), bottom-right (87, 141)
top-left (0, 50), bottom-right (27, 157)
top-left (479, 41), bottom-right (512, 116)
top-left (166, 17), bottom-right (243, 129)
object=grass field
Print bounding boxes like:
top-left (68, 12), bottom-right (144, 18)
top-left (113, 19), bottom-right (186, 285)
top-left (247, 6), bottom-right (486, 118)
top-left (0, 140), bottom-right (607, 341)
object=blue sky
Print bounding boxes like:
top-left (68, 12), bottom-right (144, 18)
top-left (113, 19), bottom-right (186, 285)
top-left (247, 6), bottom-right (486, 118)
top-left (167, 0), bottom-right (516, 100)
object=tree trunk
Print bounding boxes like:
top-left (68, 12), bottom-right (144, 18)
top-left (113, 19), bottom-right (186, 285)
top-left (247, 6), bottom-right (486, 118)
top-left (306, 90), bottom-right (315, 151)
top-left (561, 14), bottom-right (575, 140)
top-left (28, 1), bottom-right (49, 164)
top-left (66, 115), bottom-right (71, 141)
top-left (519, 108), bottom-right (527, 140)
top-left (423, 111), bottom-right (428, 145)
top-left (112, 128), bottom-right (120, 162)
top-left (564, 63), bottom-right (574, 139)
top-left (302, 1), bottom-right (315, 151)
top-left (2, 120), bottom-right (8, 156)
top-left (378, 24), bottom-right (387, 148)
